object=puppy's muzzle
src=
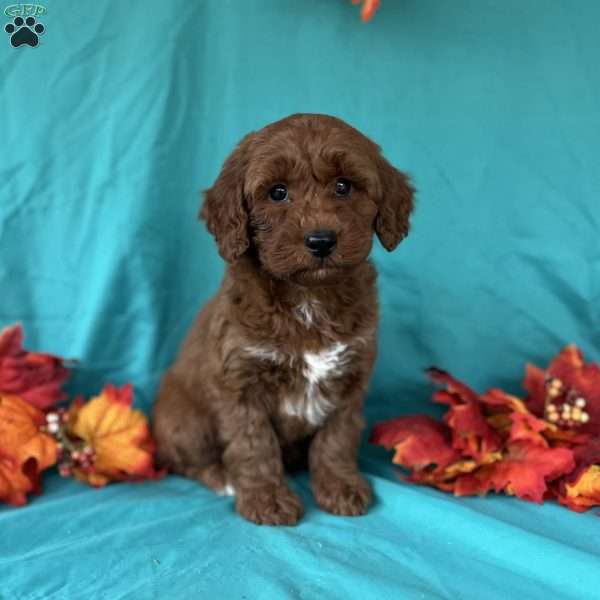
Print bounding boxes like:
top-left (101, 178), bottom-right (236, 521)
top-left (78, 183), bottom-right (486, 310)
top-left (304, 230), bottom-right (337, 259)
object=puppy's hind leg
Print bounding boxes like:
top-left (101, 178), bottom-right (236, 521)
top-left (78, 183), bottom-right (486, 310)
top-left (152, 373), bottom-right (231, 495)
top-left (183, 463), bottom-right (233, 496)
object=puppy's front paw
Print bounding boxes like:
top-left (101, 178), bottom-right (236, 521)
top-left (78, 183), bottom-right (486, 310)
top-left (236, 484), bottom-right (304, 526)
top-left (313, 474), bottom-right (372, 516)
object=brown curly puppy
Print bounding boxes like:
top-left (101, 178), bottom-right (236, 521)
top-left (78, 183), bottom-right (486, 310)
top-left (152, 114), bottom-right (414, 525)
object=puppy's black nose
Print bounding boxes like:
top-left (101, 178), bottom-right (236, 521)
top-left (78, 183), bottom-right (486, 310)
top-left (304, 230), bottom-right (337, 258)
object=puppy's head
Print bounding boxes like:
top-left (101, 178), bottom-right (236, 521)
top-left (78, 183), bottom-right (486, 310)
top-left (201, 114), bottom-right (414, 285)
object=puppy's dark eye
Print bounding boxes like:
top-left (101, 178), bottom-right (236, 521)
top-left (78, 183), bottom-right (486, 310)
top-left (335, 178), bottom-right (352, 197)
top-left (269, 184), bottom-right (288, 203)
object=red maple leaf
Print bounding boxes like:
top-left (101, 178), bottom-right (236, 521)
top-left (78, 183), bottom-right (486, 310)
top-left (369, 415), bottom-right (461, 472)
top-left (480, 389), bottom-right (550, 446)
top-left (429, 369), bottom-right (502, 460)
top-left (551, 438), bottom-right (600, 511)
top-left (453, 442), bottom-right (574, 503)
top-left (0, 324), bottom-right (70, 410)
top-left (371, 350), bottom-right (600, 512)
top-left (524, 345), bottom-right (600, 436)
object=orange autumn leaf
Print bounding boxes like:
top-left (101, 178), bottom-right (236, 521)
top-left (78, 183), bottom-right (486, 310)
top-left (351, 0), bottom-right (381, 22)
top-left (371, 355), bottom-right (594, 510)
top-left (481, 389), bottom-right (550, 447)
top-left (412, 452), bottom-right (503, 488)
top-left (0, 394), bottom-right (57, 506)
top-left (441, 453), bottom-right (502, 480)
top-left (523, 364), bottom-right (547, 416)
top-left (445, 402), bottom-right (502, 460)
top-left (429, 369), bottom-right (502, 460)
top-left (552, 438), bottom-right (600, 511)
top-left (453, 442), bottom-right (575, 503)
top-left (428, 367), bottom-right (481, 405)
top-left (508, 412), bottom-right (548, 446)
top-left (369, 415), bottom-right (461, 472)
top-left (556, 465), bottom-right (600, 512)
top-left (67, 384), bottom-right (161, 487)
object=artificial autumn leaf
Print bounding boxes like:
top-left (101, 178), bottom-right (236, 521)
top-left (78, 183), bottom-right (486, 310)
top-left (429, 369), bottom-right (502, 461)
top-left (369, 415), bottom-right (461, 472)
top-left (0, 394), bottom-right (57, 506)
top-left (0, 324), bottom-right (70, 410)
top-left (508, 411), bottom-right (548, 446)
top-left (371, 352), bottom-right (600, 511)
top-left (428, 367), bottom-right (480, 404)
top-left (66, 384), bottom-right (162, 487)
top-left (524, 345), bottom-right (600, 435)
top-left (412, 452), bottom-right (503, 487)
top-left (442, 452), bottom-right (502, 479)
top-left (351, 0), bottom-right (381, 22)
top-left (447, 402), bottom-right (502, 459)
top-left (481, 389), bottom-right (550, 447)
top-left (552, 438), bottom-right (600, 512)
top-left (452, 442), bottom-right (574, 503)
top-left (571, 437), bottom-right (600, 470)
top-left (555, 465), bottom-right (600, 512)
top-left (523, 364), bottom-right (547, 416)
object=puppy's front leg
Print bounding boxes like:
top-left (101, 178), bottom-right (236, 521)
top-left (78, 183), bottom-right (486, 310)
top-left (219, 400), bottom-right (304, 526)
top-left (310, 407), bottom-right (372, 516)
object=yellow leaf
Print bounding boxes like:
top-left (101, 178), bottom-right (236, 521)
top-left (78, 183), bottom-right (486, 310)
top-left (561, 465), bottom-right (600, 510)
top-left (441, 452), bottom-right (503, 481)
top-left (67, 385), bottom-right (160, 487)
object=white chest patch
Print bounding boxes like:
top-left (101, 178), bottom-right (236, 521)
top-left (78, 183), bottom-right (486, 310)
top-left (284, 342), bottom-right (353, 426)
top-left (244, 342), bottom-right (354, 426)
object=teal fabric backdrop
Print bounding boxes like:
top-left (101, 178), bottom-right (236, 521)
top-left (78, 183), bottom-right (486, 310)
top-left (1, 1), bottom-right (599, 599)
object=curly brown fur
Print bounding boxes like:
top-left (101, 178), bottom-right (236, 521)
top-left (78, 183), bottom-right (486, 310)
top-left (153, 114), bottom-right (414, 525)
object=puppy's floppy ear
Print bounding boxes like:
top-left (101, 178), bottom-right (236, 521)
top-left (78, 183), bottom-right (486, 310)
top-left (200, 135), bottom-right (253, 263)
top-left (374, 155), bottom-right (415, 251)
